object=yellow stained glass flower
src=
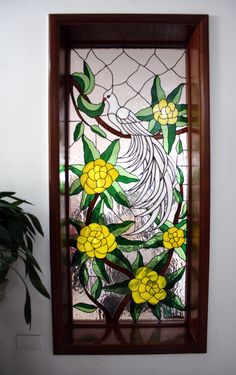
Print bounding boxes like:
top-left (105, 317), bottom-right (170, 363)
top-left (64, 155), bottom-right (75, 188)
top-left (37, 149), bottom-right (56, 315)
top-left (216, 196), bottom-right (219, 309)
top-left (77, 223), bottom-right (117, 259)
top-left (80, 158), bottom-right (119, 195)
top-left (128, 267), bottom-right (167, 305)
top-left (153, 99), bottom-right (179, 125)
top-left (163, 227), bottom-right (185, 249)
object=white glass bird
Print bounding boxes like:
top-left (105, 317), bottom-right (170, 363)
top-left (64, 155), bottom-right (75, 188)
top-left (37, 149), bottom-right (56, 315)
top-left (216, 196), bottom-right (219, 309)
top-left (103, 89), bottom-right (176, 235)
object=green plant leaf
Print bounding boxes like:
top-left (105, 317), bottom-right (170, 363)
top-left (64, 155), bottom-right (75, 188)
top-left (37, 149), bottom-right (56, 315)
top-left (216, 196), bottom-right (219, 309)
top-left (69, 178), bottom-right (83, 195)
top-left (151, 76), bottom-right (166, 105)
top-left (135, 106), bottom-right (153, 121)
top-left (148, 119), bottom-right (161, 134)
top-left (83, 61), bottom-right (95, 94)
top-left (93, 258), bottom-right (110, 283)
top-left (26, 263), bottom-right (50, 299)
top-left (73, 302), bottom-right (97, 313)
top-left (80, 192), bottom-right (95, 210)
top-left (174, 247), bottom-right (186, 261)
top-left (103, 279), bottom-right (130, 294)
top-left (149, 303), bottom-right (161, 320)
top-left (132, 251), bottom-right (144, 273)
top-left (162, 291), bottom-right (185, 311)
top-left (27, 213), bottom-right (44, 237)
top-left (115, 166), bottom-right (139, 183)
top-left (101, 139), bottom-right (120, 164)
top-left (130, 300), bottom-right (144, 321)
top-left (106, 249), bottom-right (133, 273)
top-left (107, 221), bottom-right (134, 236)
top-left (167, 83), bottom-right (185, 104)
top-left (101, 191), bottom-right (113, 210)
top-left (73, 122), bottom-right (84, 142)
top-left (91, 125), bottom-right (107, 138)
top-left (165, 266), bottom-right (186, 290)
top-left (107, 182), bottom-right (130, 208)
top-left (146, 251), bottom-right (169, 273)
top-left (176, 167), bottom-right (184, 185)
top-left (77, 95), bottom-right (105, 118)
top-left (24, 288), bottom-right (31, 327)
top-left (69, 164), bottom-right (84, 176)
top-left (79, 262), bottom-right (89, 287)
top-left (173, 188), bottom-right (183, 204)
top-left (82, 135), bottom-right (100, 163)
top-left (176, 139), bottom-right (183, 154)
top-left (91, 278), bottom-right (102, 299)
top-left (72, 72), bottom-right (90, 93)
top-left (161, 124), bottom-right (176, 154)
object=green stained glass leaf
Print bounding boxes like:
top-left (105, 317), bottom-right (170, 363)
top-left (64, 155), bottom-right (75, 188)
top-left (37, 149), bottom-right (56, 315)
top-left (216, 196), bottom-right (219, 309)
top-left (91, 125), bottom-right (107, 139)
top-left (69, 178), bottom-right (83, 195)
top-left (173, 187), bottom-right (183, 204)
top-left (174, 247), bottom-right (186, 261)
top-left (135, 106), bottom-right (153, 121)
top-left (162, 291), bottom-right (185, 311)
top-left (180, 202), bottom-right (188, 219)
top-left (176, 139), bottom-right (183, 154)
top-left (69, 218), bottom-right (84, 233)
top-left (149, 303), bottom-right (161, 320)
top-left (103, 279), bottom-right (130, 295)
top-left (155, 218), bottom-right (174, 233)
top-left (93, 258), bottom-right (110, 283)
top-left (165, 266), bottom-right (186, 290)
top-left (132, 251), bottom-right (144, 273)
top-left (71, 251), bottom-right (83, 267)
top-left (80, 191), bottom-right (95, 210)
top-left (79, 262), bottom-right (89, 287)
top-left (59, 165), bottom-right (65, 173)
top-left (175, 218), bottom-right (187, 229)
top-left (82, 135), bottom-right (100, 163)
top-left (83, 61), bottom-right (95, 95)
top-left (101, 191), bottom-right (113, 210)
top-left (91, 278), bottom-right (102, 299)
top-left (73, 302), bottom-right (97, 313)
top-left (130, 300), bottom-right (144, 321)
top-left (151, 76), bottom-right (166, 106)
top-left (72, 73), bottom-right (90, 93)
top-left (106, 249), bottom-right (133, 273)
top-left (161, 124), bottom-right (176, 154)
top-left (115, 166), bottom-right (139, 183)
top-left (176, 167), bottom-right (184, 185)
top-left (143, 233), bottom-right (163, 249)
top-left (69, 164), bottom-right (84, 177)
top-left (101, 139), bottom-right (120, 164)
top-left (176, 116), bottom-right (188, 127)
top-left (116, 236), bottom-right (143, 252)
top-left (107, 220), bottom-right (135, 236)
top-left (107, 182), bottom-right (130, 208)
top-left (73, 122), bottom-right (85, 142)
top-left (77, 95), bottom-right (105, 118)
top-left (148, 119), bottom-right (161, 134)
top-left (146, 251), bottom-right (169, 273)
top-left (176, 103), bottom-right (187, 116)
top-left (167, 83), bottom-right (185, 104)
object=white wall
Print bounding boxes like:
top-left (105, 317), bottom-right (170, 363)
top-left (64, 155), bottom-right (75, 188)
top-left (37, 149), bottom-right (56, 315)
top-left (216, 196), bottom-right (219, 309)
top-left (0, 0), bottom-right (236, 374)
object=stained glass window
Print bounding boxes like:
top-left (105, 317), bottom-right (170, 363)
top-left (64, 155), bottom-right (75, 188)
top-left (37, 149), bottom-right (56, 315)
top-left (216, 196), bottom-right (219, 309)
top-left (61, 48), bottom-right (188, 323)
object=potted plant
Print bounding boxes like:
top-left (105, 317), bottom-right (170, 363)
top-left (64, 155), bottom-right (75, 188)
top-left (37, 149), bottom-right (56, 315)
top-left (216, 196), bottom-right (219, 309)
top-left (0, 191), bottom-right (49, 327)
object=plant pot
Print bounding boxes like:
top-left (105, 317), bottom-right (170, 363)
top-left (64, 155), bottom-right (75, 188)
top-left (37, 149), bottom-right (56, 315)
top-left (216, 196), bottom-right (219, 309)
top-left (0, 279), bottom-right (8, 301)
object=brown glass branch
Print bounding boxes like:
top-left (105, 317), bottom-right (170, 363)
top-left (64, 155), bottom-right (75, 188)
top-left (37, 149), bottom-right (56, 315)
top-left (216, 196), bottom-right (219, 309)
top-left (85, 194), bottom-right (99, 225)
top-left (174, 184), bottom-right (184, 225)
top-left (113, 294), bottom-right (131, 322)
top-left (84, 287), bottom-right (113, 323)
top-left (70, 77), bottom-right (188, 140)
top-left (103, 257), bottom-right (133, 279)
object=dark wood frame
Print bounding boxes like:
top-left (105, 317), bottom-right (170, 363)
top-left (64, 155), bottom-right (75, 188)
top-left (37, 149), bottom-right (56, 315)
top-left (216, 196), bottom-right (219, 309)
top-left (49, 14), bottom-right (210, 354)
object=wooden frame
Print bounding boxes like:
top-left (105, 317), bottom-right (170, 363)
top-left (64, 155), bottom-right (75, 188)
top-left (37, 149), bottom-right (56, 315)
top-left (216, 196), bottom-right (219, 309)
top-left (49, 14), bottom-right (210, 354)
